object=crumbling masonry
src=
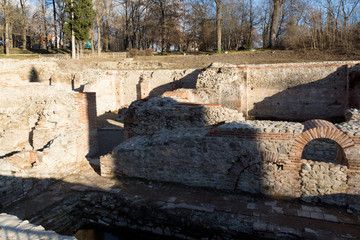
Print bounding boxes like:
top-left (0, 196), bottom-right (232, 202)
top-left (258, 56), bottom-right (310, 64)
top-left (1, 59), bottom-right (360, 238)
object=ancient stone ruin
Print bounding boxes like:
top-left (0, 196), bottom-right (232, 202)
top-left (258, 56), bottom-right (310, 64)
top-left (1, 59), bottom-right (360, 239)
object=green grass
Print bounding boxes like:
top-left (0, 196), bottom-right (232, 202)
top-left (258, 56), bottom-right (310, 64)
top-left (0, 47), bottom-right (73, 59)
top-left (0, 47), bottom-right (71, 55)
top-left (0, 54), bottom-right (39, 60)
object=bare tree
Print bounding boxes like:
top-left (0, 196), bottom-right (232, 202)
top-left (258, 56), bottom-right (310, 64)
top-left (19, 0), bottom-right (27, 49)
top-left (52, 0), bottom-right (58, 49)
top-left (215, 0), bottom-right (221, 53)
top-left (269, 0), bottom-right (283, 48)
top-left (0, 0), bottom-right (10, 55)
top-left (40, 0), bottom-right (49, 50)
top-left (340, 0), bottom-right (360, 48)
top-left (56, 0), bottom-right (67, 49)
top-left (94, 0), bottom-right (103, 55)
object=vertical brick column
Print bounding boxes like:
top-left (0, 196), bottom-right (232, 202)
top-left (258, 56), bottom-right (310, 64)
top-left (346, 136), bottom-right (360, 195)
top-left (75, 92), bottom-right (98, 161)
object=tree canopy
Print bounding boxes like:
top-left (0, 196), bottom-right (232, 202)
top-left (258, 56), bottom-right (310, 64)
top-left (2, 0), bottom-right (360, 54)
top-left (64, 0), bottom-right (95, 42)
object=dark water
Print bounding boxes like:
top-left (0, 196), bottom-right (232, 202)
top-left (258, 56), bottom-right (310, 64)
top-left (74, 226), bottom-right (180, 240)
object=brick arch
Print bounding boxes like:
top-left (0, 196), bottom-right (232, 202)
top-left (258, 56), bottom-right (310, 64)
top-left (289, 119), bottom-right (355, 165)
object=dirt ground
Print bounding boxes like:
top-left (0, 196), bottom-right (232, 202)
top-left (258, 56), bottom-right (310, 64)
top-left (54, 49), bottom-right (360, 71)
top-left (133, 49), bottom-right (360, 69)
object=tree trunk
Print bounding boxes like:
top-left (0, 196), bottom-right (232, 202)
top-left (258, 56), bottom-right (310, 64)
top-left (80, 40), bottom-right (83, 57)
top-left (71, 0), bottom-right (75, 58)
top-left (76, 40), bottom-right (80, 59)
top-left (215, 0), bottom-right (221, 53)
top-left (2, 0), bottom-right (11, 54)
top-left (91, 23), bottom-right (95, 54)
top-left (5, 19), bottom-right (10, 55)
top-left (269, 0), bottom-right (282, 48)
top-left (160, 0), bottom-right (166, 53)
top-left (20, 0), bottom-right (27, 49)
top-left (247, 0), bottom-right (254, 48)
top-left (124, 0), bottom-right (129, 50)
top-left (96, 12), bottom-right (101, 56)
top-left (52, 0), bottom-right (58, 49)
top-left (41, 0), bottom-right (49, 51)
top-left (9, 25), bottom-right (13, 48)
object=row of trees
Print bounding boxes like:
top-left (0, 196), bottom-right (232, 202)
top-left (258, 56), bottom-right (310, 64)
top-left (1, 0), bottom-right (360, 56)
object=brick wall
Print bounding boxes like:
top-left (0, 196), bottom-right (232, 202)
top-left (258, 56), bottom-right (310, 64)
top-left (0, 86), bottom-right (99, 207)
top-left (75, 92), bottom-right (98, 159)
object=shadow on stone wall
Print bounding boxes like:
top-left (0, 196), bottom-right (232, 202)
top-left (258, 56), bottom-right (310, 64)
top-left (109, 96), bottom-right (360, 208)
top-left (95, 111), bottom-right (124, 158)
top-left (248, 66), bottom-right (348, 122)
top-left (146, 69), bottom-right (202, 98)
top-left (115, 98), bottom-right (270, 195)
top-left (29, 67), bottom-right (40, 82)
top-left (301, 138), bottom-right (345, 163)
top-left (0, 175), bottom-right (108, 235)
top-left (349, 64), bottom-right (360, 109)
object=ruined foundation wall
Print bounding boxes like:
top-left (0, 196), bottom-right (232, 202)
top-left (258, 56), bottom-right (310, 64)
top-left (104, 121), bottom-right (303, 197)
top-left (70, 68), bottom-right (200, 115)
top-left (3, 59), bottom-right (359, 120)
top-left (102, 118), bottom-right (360, 207)
top-left (0, 59), bottom-right (62, 84)
top-left (195, 62), bottom-right (359, 121)
top-left (0, 59), bottom-right (200, 115)
top-left (247, 63), bottom-right (348, 121)
top-left (0, 84), bottom-right (97, 207)
top-left (123, 97), bottom-right (244, 139)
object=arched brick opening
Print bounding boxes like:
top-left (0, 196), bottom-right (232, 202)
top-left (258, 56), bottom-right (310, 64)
top-left (301, 138), bottom-right (346, 164)
top-left (289, 119), bottom-right (355, 165)
top-left (288, 119), bottom-right (360, 196)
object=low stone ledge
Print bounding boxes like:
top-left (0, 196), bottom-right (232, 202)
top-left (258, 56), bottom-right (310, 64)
top-left (0, 213), bottom-right (75, 240)
top-left (217, 120), bottom-right (304, 134)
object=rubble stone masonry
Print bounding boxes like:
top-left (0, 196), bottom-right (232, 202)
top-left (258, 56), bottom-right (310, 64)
top-left (102, 115), bottom-right (360, 207)
top-left (0, 84), bottom-right (97, 207)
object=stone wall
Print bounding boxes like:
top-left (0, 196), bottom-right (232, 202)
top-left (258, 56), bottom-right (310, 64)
top-left (2, 59), bottom-right (359, 120)
top-left (300, 160), bottom-right (348, 205)
top-left (123, 97), bottom-right (244, 139)
top-left (0, 59), bottom-right (201, 116)
top-left (345, 108), bottom-right (360, 122)
top-left (103, 121), bottom-right (303, 197)
top-left (101, 118), bottom-right (360, 207)
top-left (73, 68), bottom-right (200, 115)
top-left (247, 63), bottom-right (348, 121)
top-left (0, 59), bottom-right (61, 84)
top-left (0, 84), bottom-right (97, 207)
top-left (193, 62), bottom-right (360, 121)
